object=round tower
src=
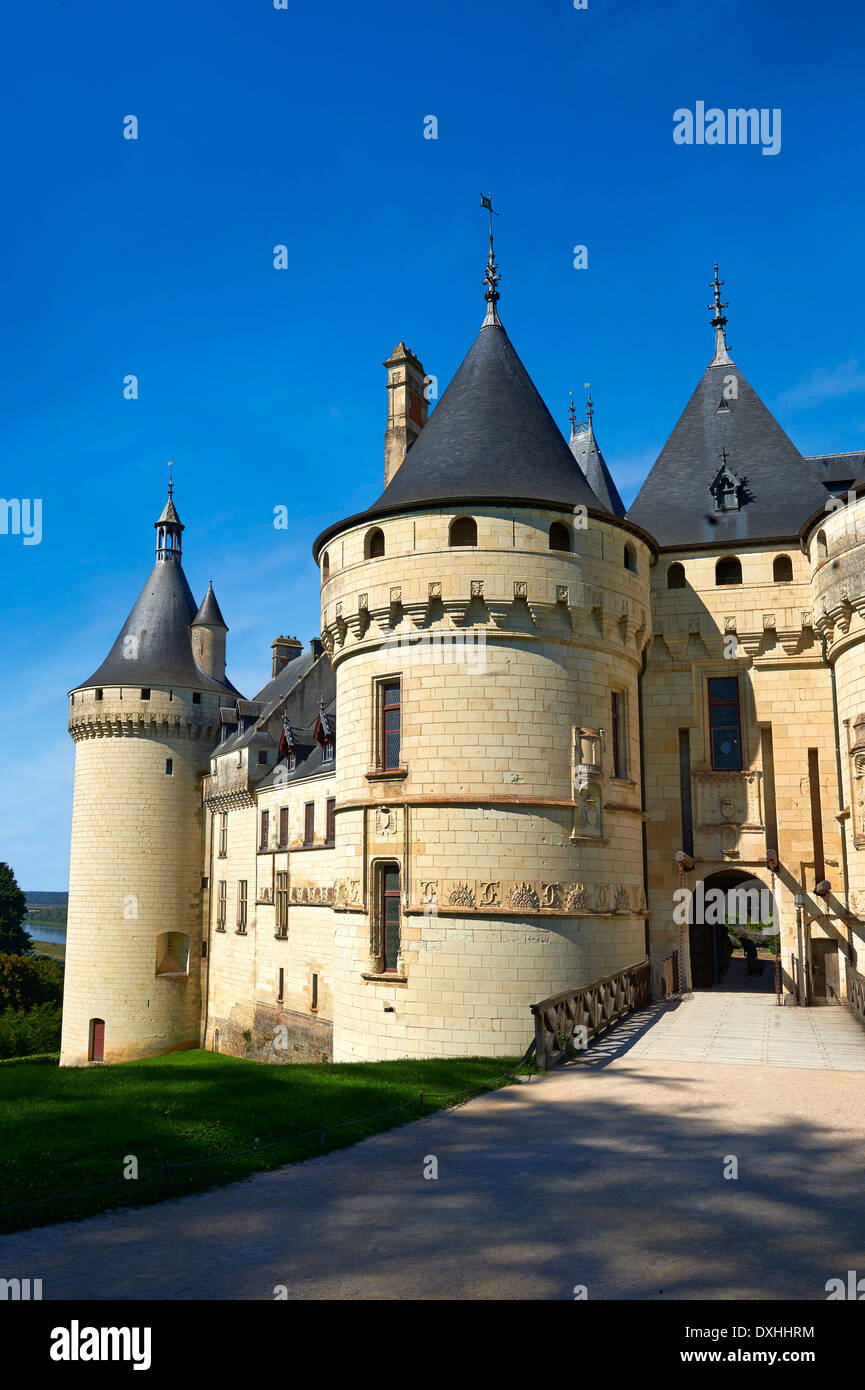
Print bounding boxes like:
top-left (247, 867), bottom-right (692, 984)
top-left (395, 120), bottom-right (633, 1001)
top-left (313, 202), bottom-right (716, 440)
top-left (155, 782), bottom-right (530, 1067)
top-left (315, 245), bottom-right (654, 1061)
top-left (60, 486), bottom-right (238, 1065)
top-left (806, 479), bottom-right (865, 993)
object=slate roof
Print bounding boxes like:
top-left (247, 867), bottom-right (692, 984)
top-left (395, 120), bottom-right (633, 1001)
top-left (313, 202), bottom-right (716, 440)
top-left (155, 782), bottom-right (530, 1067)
top-left (314, 321), bottom-right (604, 558)
top-left (193, 580), bottom-right (228, 629)
top-left (627, 359), bottom-right (829, 547)
top-left (569, 422), bottom-right (626, 517)
top-left (76, 559), bottom-right (241, 695)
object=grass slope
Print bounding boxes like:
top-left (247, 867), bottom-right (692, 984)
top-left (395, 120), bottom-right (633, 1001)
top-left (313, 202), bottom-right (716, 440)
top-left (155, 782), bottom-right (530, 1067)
top-left (0, 1050), bottom-right (523, 1234)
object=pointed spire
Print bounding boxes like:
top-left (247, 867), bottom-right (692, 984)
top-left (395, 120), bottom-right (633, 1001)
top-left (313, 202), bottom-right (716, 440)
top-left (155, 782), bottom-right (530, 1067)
top-left (480, 193), bottom-right (502, 327)
top-left (708, 263), bottom-right (733, 366)
top-left (568, 392), bottom-right (577, 442)
top-left (585, 382), bottom-right (594, 429)
top-left (154, 464), bottom-right (184, 561)
top-left (193, 579), bottom-right (228, 630)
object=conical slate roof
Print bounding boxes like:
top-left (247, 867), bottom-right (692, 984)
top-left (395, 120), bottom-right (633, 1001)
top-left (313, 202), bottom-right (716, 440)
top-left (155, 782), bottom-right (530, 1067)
top-left (570, 422), bottom-right (626, 517)
top-left (627, 358), bottom-right (828, 547)
top-left (193, 580), bottom-right (228, 629)
top-left (366, 321), bottom-right (603, 516)
top-left (77, 561), bottom-right (239, 694)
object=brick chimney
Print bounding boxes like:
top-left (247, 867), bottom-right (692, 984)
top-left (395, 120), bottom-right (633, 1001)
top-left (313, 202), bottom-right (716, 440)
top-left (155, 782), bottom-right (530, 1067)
top-left (383, 342), bottom-right (428, 486)
top-left (271, 635), bottom-right (302, 678)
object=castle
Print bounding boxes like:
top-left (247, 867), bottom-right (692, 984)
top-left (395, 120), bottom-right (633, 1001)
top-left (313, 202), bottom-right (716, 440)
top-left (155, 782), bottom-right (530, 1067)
top-left (60, 245), bottom-right (865, 1065)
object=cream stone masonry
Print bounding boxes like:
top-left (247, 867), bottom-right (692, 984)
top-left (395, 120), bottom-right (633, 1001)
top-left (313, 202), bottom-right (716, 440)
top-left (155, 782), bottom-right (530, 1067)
top-left (61, 259), bottom-right (865, 1067)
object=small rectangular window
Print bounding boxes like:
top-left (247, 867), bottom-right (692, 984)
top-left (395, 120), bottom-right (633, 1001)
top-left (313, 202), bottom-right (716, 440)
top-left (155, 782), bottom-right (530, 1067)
top-left (218, 812), bottom-right (228, 857)
top-left (277, 967), bottom-right (284, 1002)
top-left (326, 798), bottom-right (336, 845)
top-left (278, 806), bottom-right (289, 848)
top-left (201, 940), bottom-right (207, 959)
top-left (259, 810), bottom-right (269, 851)
top-left (237, 880), bottom-right (248, 933)
top-left (165, 758), bottom-right (173, 776)
top-left (380, 680), bottom-right (401, 770)
top-left (304, 803), bottom-right (315, 845)
top-left (708, 677), bottom-right (742, 771)
top-left (258, 750), bottom-right (268, 766)
top-left (275, 871), bottom-right (289, 935)
top-left (216, 880), bottom-right (227, 930)
top-left (95, 689), bottom-right (103, 701)
top-left (141, 688), bottom-right (151, 700)
top-left (379, 864), bottom-right (401, 972)
top-left (322, 740), bottom-right (334, 764)
top-left (192, 691), bottom-right (201, 704)
top-left (611, 692), bottom-right (626, 779)
top-left (311, 972), bottom-right (318, 1010)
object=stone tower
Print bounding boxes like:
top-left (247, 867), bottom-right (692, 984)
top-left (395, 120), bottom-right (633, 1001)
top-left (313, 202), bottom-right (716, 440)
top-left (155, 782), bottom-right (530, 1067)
top-left (383, 342), bottom-right (429, 485)
top-left (60, 487), bottom-right (238, 1065)
top-left (316, 241), bottom-right (653, 1061)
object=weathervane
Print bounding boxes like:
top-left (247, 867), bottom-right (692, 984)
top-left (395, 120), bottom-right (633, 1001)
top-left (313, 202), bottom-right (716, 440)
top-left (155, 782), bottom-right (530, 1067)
top-left (708, 263), bottom-right (733, 365)
top-left (167, 457), bottom-right (174, 498)
top-left (584, 382), bottom-right (594, 426)
top-left (480, 193), bottom-right (501, 326)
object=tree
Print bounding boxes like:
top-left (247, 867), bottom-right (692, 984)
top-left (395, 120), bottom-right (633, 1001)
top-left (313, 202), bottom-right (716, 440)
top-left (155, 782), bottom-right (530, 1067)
top-left (0, 863), bottom-right (32, 955)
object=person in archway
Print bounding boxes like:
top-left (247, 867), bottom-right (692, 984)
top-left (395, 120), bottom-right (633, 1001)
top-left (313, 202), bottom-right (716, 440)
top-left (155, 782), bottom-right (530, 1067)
top-left (742, 935), bottom-right (761, 975)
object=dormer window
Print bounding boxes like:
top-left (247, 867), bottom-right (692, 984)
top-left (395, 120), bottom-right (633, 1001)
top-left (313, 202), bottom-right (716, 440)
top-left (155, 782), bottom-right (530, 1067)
top-left (322, 740), bottom-right (334, 764)
top-left (709, 460), bottom-right (743, 512)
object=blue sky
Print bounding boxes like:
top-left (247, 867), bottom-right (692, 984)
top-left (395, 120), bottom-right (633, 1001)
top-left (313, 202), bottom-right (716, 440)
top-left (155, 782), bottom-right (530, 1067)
top-left (2, 0), bottom-right (864, 888)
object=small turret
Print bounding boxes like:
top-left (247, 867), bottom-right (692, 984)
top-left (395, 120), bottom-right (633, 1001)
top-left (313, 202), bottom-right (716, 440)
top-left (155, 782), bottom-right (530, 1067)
top-left (192, 581), bottom-right (228, 683)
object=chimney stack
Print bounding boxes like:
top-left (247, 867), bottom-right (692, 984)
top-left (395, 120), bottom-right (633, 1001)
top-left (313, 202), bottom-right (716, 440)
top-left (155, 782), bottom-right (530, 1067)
top-left (271, 635), bottom-right (302, 678)
top-left (383, 342), bottom-right (428, 485)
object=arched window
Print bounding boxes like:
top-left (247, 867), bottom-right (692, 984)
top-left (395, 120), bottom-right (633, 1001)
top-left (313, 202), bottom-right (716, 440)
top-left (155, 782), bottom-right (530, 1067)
top-left (667, 562), bottom-right (686, 590)
top-left (449, 516), bottom-right (477, 547)
top-left (624, 543), bottom-right (637, 573)
top-left (816, 531), bottom-right (828, 562)
top-left (773, 554), bottom-right (793, 583)
top-left (321, 551), bottom-right (330, 582)
top-left (365, 528), bottom-right (385, 559)
top-left (716, 556), bottom-right (742, 586)
top-left (549, 521), bottom-right (571, 552)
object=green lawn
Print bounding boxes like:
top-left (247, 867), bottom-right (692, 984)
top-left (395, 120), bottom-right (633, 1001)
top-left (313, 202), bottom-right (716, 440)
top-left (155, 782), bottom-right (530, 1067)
top-left (30, 940), bottom-right (66, 962)
top-left (0, 1050), bottom-right (524, 1233)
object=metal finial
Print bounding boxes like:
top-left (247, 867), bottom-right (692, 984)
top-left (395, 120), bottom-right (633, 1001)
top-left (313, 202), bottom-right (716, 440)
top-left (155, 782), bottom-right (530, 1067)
top-left (708, 263), bottom-right (733, 365)
top-left (480, 193), bottom-right (502, 326)
top-left (167, 457), bottom-right (174, 497)
top-left (721, 447), bottom-right (729, 467)
top-left (584, 383), bottom-right (594, 426)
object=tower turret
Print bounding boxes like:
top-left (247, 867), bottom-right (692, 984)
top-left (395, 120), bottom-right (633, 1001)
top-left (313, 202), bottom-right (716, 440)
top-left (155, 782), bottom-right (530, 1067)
top-left (60, 483), bottom-right (240, 1065)
top-left (191, 580), bottom-right (228, 683)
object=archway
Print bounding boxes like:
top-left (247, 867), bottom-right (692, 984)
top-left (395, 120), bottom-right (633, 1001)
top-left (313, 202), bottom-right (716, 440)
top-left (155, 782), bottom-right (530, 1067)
top-left (688, 870), bottom-right (775, 989)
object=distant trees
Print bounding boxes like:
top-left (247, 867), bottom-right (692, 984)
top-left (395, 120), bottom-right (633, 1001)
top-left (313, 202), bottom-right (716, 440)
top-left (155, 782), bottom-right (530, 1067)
top-left (0, 863), bottom-right (31, 955)
top-left (0, 954), bottom-right (64, 1011)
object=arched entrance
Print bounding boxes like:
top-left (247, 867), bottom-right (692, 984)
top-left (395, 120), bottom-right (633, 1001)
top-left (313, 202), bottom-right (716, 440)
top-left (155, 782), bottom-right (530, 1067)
top-left (688, 871), bottom-right (775, 989)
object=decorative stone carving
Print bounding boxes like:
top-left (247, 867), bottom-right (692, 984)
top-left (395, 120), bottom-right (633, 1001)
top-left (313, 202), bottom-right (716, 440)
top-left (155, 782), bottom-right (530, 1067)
top-left (724, 615), bottom-right (737, 632)
top-left (556, 584), bottom-right (569, 605)
top-left (514, 581), bottom-right (528, 599)
top-left (478, 880), bottom-right (502, 907)
top-left (695, 771), bottom-right (763, 829)
top-left (510, 882), bottom-right (540, 911)
top-left (564, 883), bottom-right (591, 912)
top-left (539, 882), bottom-right (562, 910)
top-left (578, 781), bottom-right (603, 837)
top-left (428, 581), bottom-right (441, 600)
top-left (390, 586), bottom-right (402, 605)
top-left (471, 579), bottom-right (484, 598)
top-left (358, 592), bottom-right (368, 611)
top-left (374, 806), bottom-right (396, 838)
top-left (445, 880), bottom-right (475, 908)
top-left (762, 613), bottom-right (775, 630)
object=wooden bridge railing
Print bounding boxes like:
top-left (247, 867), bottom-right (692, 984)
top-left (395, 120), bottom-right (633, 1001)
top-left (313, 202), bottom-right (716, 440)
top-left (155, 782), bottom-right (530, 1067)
top-left (530, 959), bottom-right (652, 1071)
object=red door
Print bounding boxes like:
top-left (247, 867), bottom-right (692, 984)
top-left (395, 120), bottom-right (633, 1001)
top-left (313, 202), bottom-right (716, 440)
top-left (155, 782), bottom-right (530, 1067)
top-left (90, 1019), bottom-right (104, 1062)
